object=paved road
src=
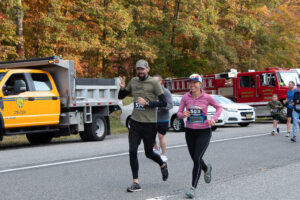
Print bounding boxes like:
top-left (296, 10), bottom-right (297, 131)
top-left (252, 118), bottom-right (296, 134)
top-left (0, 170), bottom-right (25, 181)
top-left (0, 123), bottom-right (299, 200)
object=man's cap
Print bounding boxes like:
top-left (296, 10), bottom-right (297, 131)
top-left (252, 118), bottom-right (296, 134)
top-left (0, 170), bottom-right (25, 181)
top-left (135, 59), bottom-right (149, 69)
top-left (188, 74), bottom-right (202, 82)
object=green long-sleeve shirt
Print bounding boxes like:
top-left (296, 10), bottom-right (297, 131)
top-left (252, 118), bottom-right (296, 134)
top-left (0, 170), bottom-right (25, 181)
top-left (267, 100), bottom-right (283, 115)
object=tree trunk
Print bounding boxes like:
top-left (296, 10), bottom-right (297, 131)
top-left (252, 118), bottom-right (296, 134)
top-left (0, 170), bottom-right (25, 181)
top-left (171, 0), bottom-right (180, 48)
top-left (170, 0), bottom-right (181, 73)
top-left (16, 0), bottom-right (25, 59)
top-left (101, 0), bottom-right (108, 75)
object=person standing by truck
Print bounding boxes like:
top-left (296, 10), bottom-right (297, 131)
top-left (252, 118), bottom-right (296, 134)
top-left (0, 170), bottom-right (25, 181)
top-left (291, 84), bottom-right (300, 142)
top-left (283, 81), bottom-right (297, 137)
top-left (153, 75), bottom-right (173, 162)
top-left (177, 74), bottom-right (222, 199)
top-left (267, 94), bottom-right (283, 135)
top-left (118, 59), bottom-right (169, 192)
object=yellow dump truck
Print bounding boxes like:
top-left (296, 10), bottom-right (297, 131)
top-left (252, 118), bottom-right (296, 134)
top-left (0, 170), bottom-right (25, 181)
top-left (0, 56), bottom-right (120, 144)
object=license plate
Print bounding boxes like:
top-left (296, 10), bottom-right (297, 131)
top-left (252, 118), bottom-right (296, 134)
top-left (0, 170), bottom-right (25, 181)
top-left (246, 114), bottom-right (252, 119)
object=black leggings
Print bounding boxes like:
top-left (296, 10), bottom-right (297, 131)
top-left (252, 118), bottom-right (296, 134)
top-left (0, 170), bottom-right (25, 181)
top-left (185, 128), bottom-right (212, 188)
top-left (129, 120), bottom-right (164, 179)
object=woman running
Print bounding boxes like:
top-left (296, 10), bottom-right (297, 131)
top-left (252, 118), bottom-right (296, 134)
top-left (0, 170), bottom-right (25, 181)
top-left (177, 74), bottom-right (222, 199)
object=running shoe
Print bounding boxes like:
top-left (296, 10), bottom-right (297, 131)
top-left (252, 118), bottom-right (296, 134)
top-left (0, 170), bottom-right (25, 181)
top-left (185, 187), bottom-right (195, 199)
top-left (271, 131), bottom-right (275, 136)
top-left (161, 162), bottom-right (169, 181)
top-left (291, 136), bottom-right (297, 142)
top-left (161, 155), bottom-right (168, 162)
top-left (127, 182), bottom-right (142, 192)
top-left (153, 147), bottom-right (162, 155)
top-left (204, 164), bottom-right (212, 184)
top-left (277, 127), bottom-right (280, 134)
top-left (286, 132), bottom-right (290, 137)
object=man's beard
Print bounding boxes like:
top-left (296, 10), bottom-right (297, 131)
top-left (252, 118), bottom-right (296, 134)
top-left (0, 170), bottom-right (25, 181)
top-left (138, 73), bottom-right (148, 81)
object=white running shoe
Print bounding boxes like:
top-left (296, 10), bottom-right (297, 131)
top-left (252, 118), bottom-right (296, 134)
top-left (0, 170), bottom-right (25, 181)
top-left (153, 148), bottom-right (161, 155)
top-left (286, 132), bottom-right (290, 137)
top-left (161, 155), bottom-right (168, 162)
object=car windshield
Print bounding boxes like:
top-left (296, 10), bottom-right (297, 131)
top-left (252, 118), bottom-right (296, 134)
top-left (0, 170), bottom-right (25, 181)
top-left (172, 96), bottom-right (182, 106)
top-left (277, 71), bottom-right (300, 86)
top-left (0, 72), bottom-right (7, 82)
top-left (213, 95), bottom-right (234, 104)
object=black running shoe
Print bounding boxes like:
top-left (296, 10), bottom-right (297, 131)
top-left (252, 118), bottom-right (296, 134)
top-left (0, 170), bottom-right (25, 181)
top-left (161, 162), bottom-right (169, 181)
top-left (127, 182), bottom-right (142, 192)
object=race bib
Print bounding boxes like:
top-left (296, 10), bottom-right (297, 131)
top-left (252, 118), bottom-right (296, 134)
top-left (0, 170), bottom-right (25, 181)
top-left (272, 109), bottom-right (278, 113)
top-left (295, 104), bottom-right (300, 111)
top-left (134, 101), bottom-right (145, 110)
top-left (188, 106), bottom-right (206, 124)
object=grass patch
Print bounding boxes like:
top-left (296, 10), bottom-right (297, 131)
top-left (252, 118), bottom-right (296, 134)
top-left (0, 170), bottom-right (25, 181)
top-left (110, 110), bottom-right (128, 134)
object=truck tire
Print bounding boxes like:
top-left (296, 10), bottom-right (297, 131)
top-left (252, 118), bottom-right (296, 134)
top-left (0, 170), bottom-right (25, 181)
top-left (171, 115), bottom-right (185, 132)
top-left (26, 133), bottom-right (53, 145)
top-left (81, 114), bottom-right (107, 141)
top-left (238, 123), bottom-right (250, 127)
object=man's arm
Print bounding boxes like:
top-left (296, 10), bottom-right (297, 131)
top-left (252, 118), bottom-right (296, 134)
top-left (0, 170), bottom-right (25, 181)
top-left (118, 76), bottom-right (131, 99)
top-left (159, 89), bottom-right (173, 110)
top-left (148, 94), bottom-right (167, 108)
top-left (118, 89), bottom-right (130, 99)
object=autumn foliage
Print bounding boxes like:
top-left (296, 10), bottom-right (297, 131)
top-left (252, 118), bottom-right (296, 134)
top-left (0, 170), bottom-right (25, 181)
top-left (0, 0), bottom-right (299, 79)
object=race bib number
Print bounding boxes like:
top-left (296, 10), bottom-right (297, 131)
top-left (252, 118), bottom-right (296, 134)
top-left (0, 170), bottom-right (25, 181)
top-left (134, 101), bottom-right (145, 110)
top-left (295, 104), bottom-right (300, 111)
top-left (188, 106), bottom-right (206, 124)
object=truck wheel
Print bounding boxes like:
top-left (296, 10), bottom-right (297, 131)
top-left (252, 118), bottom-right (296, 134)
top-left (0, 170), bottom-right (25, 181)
top-left (171, 116), bottom-right (185, 132)
top-left (26, 133), bottom-right (53, 145)
top-left (238, 123), bottom-right (250, 127)
top-left (211, 126), bottom-right (217, 131)
top-left (81, 114), bottom-right (107, 141)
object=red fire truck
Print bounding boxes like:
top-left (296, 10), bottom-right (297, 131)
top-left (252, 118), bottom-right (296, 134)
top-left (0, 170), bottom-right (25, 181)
top-left (163, 68), bottom-right (300, 121)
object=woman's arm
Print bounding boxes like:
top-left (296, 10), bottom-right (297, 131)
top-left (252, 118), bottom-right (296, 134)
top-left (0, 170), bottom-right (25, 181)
top-left (177, 96), bottom-right (186, 119)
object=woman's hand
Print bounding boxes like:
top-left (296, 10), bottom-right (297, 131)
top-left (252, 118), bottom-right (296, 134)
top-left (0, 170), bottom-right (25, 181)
top-left (184, 111), bottom-right (190, 118)
top-left (208, 120), bottom-right (215, 126)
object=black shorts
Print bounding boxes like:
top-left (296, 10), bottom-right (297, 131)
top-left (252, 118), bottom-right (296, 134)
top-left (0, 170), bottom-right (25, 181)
top-left (287, 108), bottom-right (293, 118)
top-left (272, 114), bottom-right (280, 121)
top-left (157, 122), bottom-right (169, 135)
top-left (129, 119), bottom-right (157, 146)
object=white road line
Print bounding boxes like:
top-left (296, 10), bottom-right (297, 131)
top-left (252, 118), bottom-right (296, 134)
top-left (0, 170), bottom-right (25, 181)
top-left (0, 132), bottom-right (279, 174)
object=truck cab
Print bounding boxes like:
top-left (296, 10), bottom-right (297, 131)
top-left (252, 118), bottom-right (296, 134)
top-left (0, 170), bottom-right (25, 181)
top-left (0, 69), bottom-right (60, 129)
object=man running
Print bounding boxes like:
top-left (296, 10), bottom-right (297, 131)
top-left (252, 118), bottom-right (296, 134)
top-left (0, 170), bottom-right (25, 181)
top-left (291, 83), bottom-right (300, 142)
top-left (283, 81), bottom-right (297, 137)
top-left (153, 75), bottom-right (173, 162)
top-left (118, 59), bottom-right (169, 192)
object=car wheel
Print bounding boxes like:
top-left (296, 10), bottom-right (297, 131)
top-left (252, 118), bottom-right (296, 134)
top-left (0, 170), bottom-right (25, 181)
top-left (171, 116), bottom-right (184, 132)
top-left (126, 116), bottom-right (131, 129)
top-left (238, 123), bottom-right (250, 127)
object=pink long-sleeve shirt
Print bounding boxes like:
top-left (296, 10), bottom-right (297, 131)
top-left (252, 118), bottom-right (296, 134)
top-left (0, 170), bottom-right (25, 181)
top-left (177, 90), bottom-right (223, 130)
